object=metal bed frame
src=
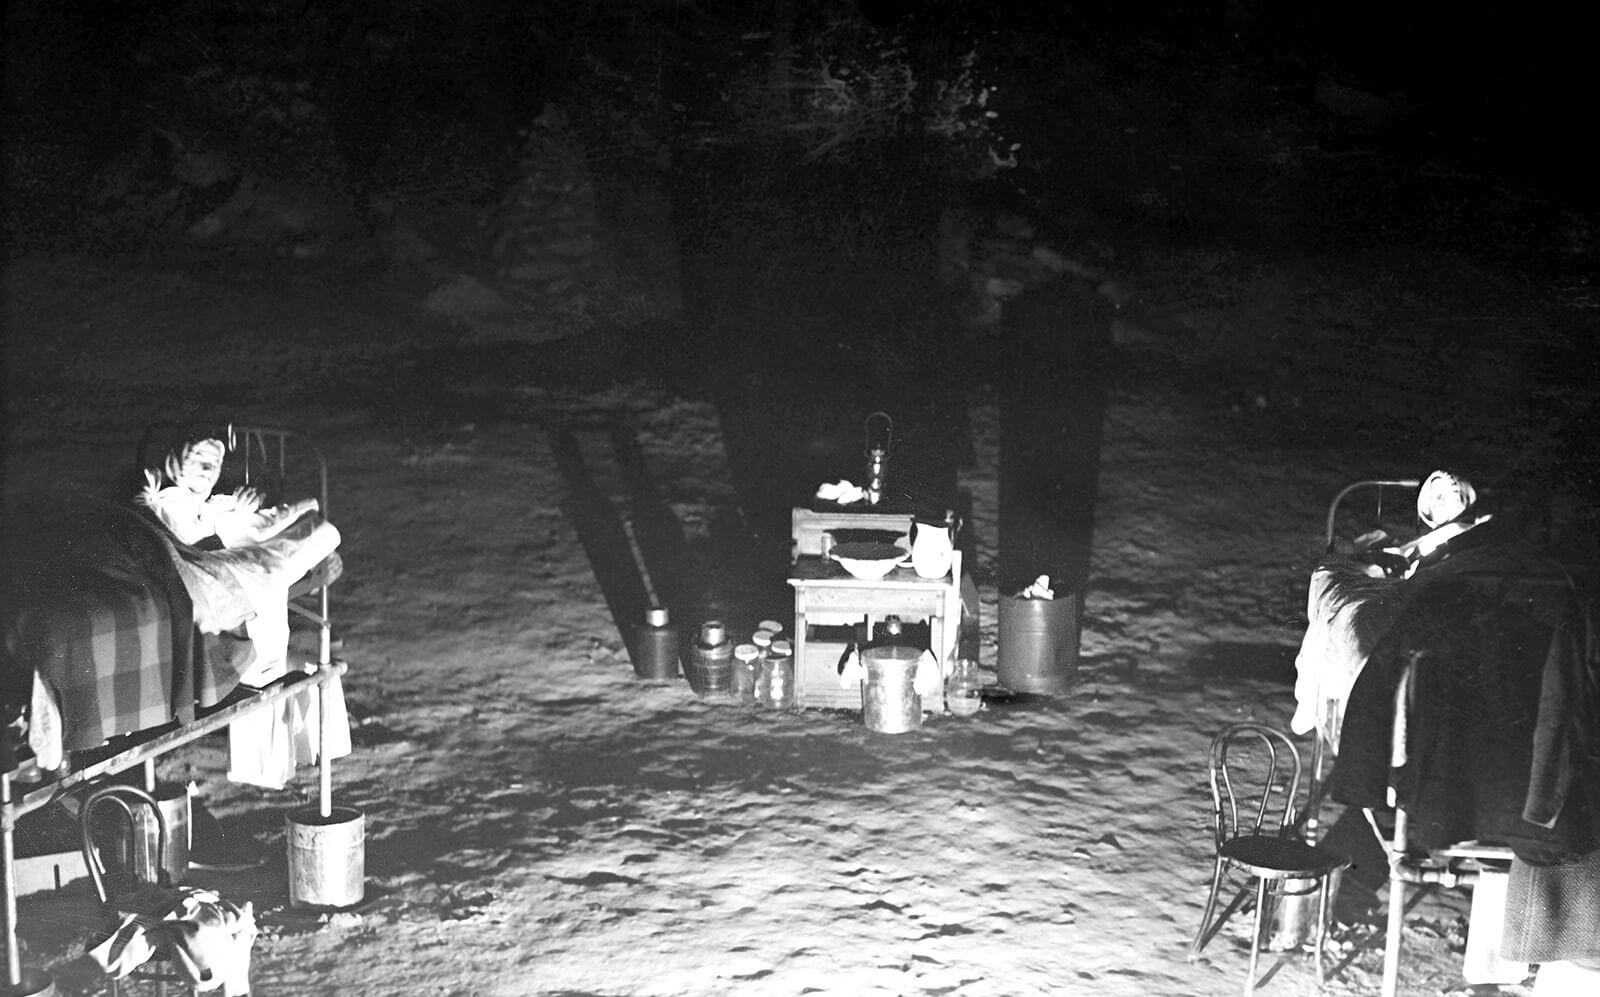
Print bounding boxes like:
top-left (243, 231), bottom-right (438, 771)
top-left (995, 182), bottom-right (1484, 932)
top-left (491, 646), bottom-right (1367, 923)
top-left (2, 427), bottom-right (348, 996)
top-left (1310, 477), bottom-right (1585, 997)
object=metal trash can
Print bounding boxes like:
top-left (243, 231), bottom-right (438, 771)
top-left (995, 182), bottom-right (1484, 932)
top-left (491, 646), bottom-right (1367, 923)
top-left (286, 805), bottom-right (365, 909)
top-left (997, 592), bottom-right (1080, 694)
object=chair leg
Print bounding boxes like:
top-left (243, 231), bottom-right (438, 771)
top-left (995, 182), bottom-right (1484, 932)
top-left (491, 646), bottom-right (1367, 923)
top-left (1314, 875), bottom-right (1331, 985)
top-left (1191, 856), bottom-right (1227, 959)
top-left (1382, 868), bottom-right (1405, 997)
top-left (1246, 877), bottom-right (1267, 997)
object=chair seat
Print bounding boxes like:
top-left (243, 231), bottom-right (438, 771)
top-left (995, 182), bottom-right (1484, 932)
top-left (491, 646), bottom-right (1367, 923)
top-left (1221, 834), bottom-right (1349, 879)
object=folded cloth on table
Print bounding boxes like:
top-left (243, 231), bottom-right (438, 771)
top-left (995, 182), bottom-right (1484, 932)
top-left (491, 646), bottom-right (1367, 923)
top-left (816, 480), bottom-right (866, 505)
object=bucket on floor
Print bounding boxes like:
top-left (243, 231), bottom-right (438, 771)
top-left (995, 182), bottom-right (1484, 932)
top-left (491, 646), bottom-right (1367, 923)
top-left (130, 781), bottom-right (191, 886)
top-left (997, 591), bottom-right (1080, 694)
top-left (1266, 868), bottom-right (1342, 951)
top-left (286, 805), bottom-right (365, 909)
top-left (862, 645), bottom-right (923, 734)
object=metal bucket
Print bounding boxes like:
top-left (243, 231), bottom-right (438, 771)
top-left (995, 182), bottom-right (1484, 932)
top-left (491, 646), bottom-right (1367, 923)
top-left (862, 645), bottom-right (923, 734)
top-left (1266, 867), bottom-right (1343, 950)
top-left (997, 592), bottom-right (1081, 694)
top-left (130, 782), bottom-right (190, 886)
top-left (286, 805), bottom-right (365, 909)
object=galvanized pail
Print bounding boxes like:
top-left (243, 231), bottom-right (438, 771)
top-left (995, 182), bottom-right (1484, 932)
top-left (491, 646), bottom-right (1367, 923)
top-left (286, 805), bottom-right (365, 909)
top-left (1267, 867), bottom-right (1343, 950)
top-left (862, 645), bottom-right (923, 733)
top-left (129, 782), bottom-right (191, 886)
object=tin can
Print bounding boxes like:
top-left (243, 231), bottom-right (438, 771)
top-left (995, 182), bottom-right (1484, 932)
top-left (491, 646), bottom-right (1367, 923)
top-left (683, 620), bottom-right (733, 699)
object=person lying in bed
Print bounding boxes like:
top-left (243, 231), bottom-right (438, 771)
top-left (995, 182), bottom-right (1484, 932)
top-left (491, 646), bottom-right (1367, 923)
top-left (1338, 469), bottom-right (1493, 579)
top-left (134, 429), bottom-right (348, 788)
top-left (137, 431), bottom-right (341, 593)
top-left (140, 434), bottom-right (318, 550)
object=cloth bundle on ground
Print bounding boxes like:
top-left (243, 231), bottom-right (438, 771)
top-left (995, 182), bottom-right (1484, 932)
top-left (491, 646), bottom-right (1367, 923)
top-left (86, 885), bottom-right (257, 996)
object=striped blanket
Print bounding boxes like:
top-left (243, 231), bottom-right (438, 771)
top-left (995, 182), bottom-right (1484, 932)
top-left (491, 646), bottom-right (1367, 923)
top-left (3, 496), bottom-right (250, 756)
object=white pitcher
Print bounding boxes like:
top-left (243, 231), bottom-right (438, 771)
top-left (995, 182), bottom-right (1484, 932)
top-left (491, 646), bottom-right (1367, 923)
top-left (910, 515), bottom-right (955, 579)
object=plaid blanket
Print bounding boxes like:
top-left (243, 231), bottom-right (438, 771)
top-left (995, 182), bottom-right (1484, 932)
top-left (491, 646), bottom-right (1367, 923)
top-left (3, 496), bottom-right (249, 753)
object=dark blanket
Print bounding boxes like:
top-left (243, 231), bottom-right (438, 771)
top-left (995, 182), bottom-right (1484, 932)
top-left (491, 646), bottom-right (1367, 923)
top-left (2, 496), bottom-right (249, 759)
top-left (1329, 542), bottom-right (1599, 862)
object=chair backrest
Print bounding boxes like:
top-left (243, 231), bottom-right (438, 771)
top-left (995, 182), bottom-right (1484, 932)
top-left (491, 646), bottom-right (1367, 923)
top-left (80, 784), bottom-right (169, 904)
top-left (1206, 722), bottom-right (1305, 847)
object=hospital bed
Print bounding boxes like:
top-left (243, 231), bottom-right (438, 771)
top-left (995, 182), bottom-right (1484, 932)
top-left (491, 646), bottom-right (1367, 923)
top-left (1, 426), bottom-right (349, 994)
top-left (1299, 477), bottom-right (1597, 996)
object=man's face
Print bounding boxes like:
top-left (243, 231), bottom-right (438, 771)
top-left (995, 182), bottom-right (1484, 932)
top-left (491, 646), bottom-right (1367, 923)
top-left (177, 440), bottom-right (225, 496)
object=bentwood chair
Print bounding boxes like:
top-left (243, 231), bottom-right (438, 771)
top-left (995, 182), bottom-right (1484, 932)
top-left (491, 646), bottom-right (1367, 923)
top-left (1189, 722), bottom-right (1350, 994)
top-left (79, 785), bottom-right (218, 996)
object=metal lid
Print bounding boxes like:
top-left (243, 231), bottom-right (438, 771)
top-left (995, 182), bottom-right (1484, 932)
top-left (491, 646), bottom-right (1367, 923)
top-left (646, 607), bottom-right (670, 627)
top-left (734, 643), bottom-right (761, 661)
top-left (752, 629), bottom-right (774, 647)
top-left (699, 620), bottom-right (726, 645)
top-left (769, 639), bottom-right (793, 657)
top-left (758, 619), bottom-right (784, 635)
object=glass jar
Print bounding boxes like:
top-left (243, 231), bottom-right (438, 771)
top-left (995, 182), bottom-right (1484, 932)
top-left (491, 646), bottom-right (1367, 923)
top-left (945, 657), bottom-right (983, 716)
top-left (758, 638), bottom-right (795, 710)
top-left (732, 642), bottom-right (761, 705)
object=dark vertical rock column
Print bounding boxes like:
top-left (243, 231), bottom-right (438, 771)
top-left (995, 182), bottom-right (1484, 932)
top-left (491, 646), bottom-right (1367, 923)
top-left (998, 283), bottom-right (1112, 595)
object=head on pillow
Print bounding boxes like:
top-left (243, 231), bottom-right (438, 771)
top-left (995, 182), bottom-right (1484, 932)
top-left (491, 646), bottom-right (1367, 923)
top-left (1417, 469), bottom-right (1477, 530)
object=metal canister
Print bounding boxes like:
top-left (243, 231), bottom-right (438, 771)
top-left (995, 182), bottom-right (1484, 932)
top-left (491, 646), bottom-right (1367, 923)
top-left (684, 620), bottom-right (733, 699)
top-left (630, 607), bottom-right (681, 681)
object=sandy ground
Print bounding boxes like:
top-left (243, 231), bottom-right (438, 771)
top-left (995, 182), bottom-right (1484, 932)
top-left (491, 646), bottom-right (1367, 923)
top-left (2, 213), bottom-right (1593, 997)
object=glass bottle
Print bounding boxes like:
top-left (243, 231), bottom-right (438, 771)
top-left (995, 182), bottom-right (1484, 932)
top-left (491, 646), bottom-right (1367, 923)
top-left (945, 657), bottom-right (983, 716)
